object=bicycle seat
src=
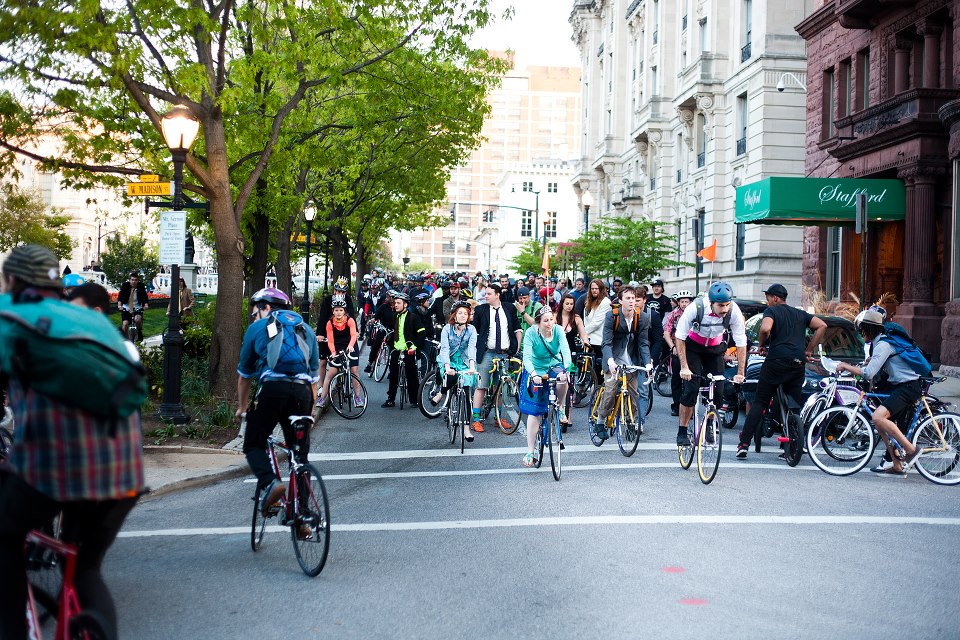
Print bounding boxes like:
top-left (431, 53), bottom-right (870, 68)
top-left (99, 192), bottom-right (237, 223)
top-left (288, 415), bottom-right (315, 425)
top-left (920, 375), bottom-right (946, 385)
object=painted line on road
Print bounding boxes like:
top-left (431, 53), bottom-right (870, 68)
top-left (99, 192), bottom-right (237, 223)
top-left (240, 461), bottom-right (820, 482)
top-left (118, 515), bottom-right (960, 538)
top-left (308, 443), bottom-right (681, 462)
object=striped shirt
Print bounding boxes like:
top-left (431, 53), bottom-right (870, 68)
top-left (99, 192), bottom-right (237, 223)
top-left (6, 381), bottom-right (145, 501)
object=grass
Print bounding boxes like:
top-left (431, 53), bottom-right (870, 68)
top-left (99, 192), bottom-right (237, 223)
top-left (109, 306), bottom-right (170, 337)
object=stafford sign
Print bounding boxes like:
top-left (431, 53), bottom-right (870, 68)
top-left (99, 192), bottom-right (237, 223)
top-left (735, 177), bottom-right (906, 225)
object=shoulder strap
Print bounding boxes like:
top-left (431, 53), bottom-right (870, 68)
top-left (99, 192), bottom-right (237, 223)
top-left (694, 297), bottom-right (705, 328)
top-left (612, 304), bottom-right (621, 332)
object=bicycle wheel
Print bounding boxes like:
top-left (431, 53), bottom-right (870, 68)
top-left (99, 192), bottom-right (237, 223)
top-left (534, 420), bottom-right (545, 469)
top-left (784, 412), bottom-right (804, 467)
top-left (126, 324), bottom-right (137, 343)
top-left (251, 483), bottom-right (270, 552)
top-left (547, 408), bottom-right (561, 480)
top-left (495, 377), bottom-right (521, 435)
top-left (416, 350), bottom-right (430, 379)
top-left (572, 367), bottom-right (597, 408)
top-left (805, 406), bottom-right (875, 476)
top-left (373, 347), bottom-right (389, 382)
top-left (588, 387), bottom-right (607, 447)
top-left (722, 390), bottom-right (740, 429)
top-left (616, 395), bottom-right (641, 457)
top-left (678, 430), bottom-right (695, 470)
top-left (911, 412), bottom-right (960, 485)
top-left (330, 373), bottom-right (367, 419)
top-left (446, 392), bottom-right (459, 444)
top-left (398, 365), bottom-right (406, 410)
top-left (291, 464), bottom-right (331, 577)
top-left (418, 367), bottom-right (445, 419)
top-left (697, 411), bottom-right (722, 484)
top-left (801, 395), bottom-right (829, 431)
top-left (68, 610), bottom-right (111, 640)
top-left (654, 365), bottom-right (672, 398)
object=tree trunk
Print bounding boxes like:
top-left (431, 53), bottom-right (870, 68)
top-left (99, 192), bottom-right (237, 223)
top-left (355, 242), bottom-right (370, 291)
top-left (275, 215), bottom-right (296, 294)
top-left (248, 180), bottom-right (270, 295)
top-left (328, 224), bottom-right (352, 285)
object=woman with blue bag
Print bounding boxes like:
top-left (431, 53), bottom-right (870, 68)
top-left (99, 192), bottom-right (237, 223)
top-left (520, 306), bottom-right (574, 467)
top-left (436, 301), bottom-right (479, 441)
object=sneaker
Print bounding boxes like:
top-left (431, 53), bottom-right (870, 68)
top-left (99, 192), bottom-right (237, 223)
top-left (497, 418), bottom-right (513, 432)
top-left (381, 400), bottom-right (396, 408)
top-left (354, 394), bottom-right (364, 407)
top-left (259, 479), bottom-right (285, 513)
top-left (471, 421), bottom-right (485, 433)
top-left (522, 452), bottom-right (536, 468)
top-left (676, 430), bottom-right (690, 447)
top-left (593, 420), bottom-right (610, 441)
top-left (670, 407), bottom-right (679, 417)
top-left (637, 419), bottom-right (645, 436)
top-left (736, 443), bottom-right (749, 459)
top-left (364, 364), bottom-right (373, 374)
top-left (296, 523), bottom-right (313, 540)
top-left (315, 395), bottom-right (327, 408)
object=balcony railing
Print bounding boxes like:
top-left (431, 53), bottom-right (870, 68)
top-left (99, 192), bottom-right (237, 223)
top-left (736, 137), bottom-right (747, 156)
top-left (740, 41), bottom-right (752, 62)
top-left (650, 177), bottom-right (657, 190)
top-left (676, 169), bottom-right (683, 183)
top-left (697, 152), bottom-right (705, 168)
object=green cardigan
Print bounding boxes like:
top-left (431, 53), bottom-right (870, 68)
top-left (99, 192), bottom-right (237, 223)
top-left (522, 326), bottom-right (574, 376)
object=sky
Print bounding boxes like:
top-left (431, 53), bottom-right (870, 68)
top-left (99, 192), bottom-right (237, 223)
top-left (471, 0), bottom-right (582, 69)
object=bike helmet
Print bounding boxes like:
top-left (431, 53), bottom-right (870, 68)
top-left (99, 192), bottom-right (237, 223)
top-left (331, 296), bottom-right (347, 308)
top-left (707, 281), bottom-right (734, 303)
top-left (854, 309), bottom-right (885, 330)
top-left (393, 291), bottom-right (410, 302)
top-left (250, 287), bottom-right (291, 309)
top-left (333, 276), bottom-right (349, 291)
top-left (457, 276), bottom-right (469, 288)
top-left (450, 300), bottom-right (472, 315)
top-left (373, 277), bottom-right (385, 288)
top-left (462, 288), bottom-right (473, 300)
top-left (674, 289), bottom-right (695, 301)
top-left (62, 273), bottom-right (85, 288)
top-left (414, 291), bottom-right (431, 304)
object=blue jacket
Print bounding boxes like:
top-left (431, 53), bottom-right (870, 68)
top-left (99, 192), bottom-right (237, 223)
top-left (237, 313), bottom-right (320, 383)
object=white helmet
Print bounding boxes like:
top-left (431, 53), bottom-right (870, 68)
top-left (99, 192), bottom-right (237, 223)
top-left (674, 289), bottom-right (695, 300)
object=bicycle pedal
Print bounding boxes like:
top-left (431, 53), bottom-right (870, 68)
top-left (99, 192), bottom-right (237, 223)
top-left (776, 437), bottom-right (790, 443)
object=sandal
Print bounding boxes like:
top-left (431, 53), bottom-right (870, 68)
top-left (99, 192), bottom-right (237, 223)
top-left (464, 432), bottom-right (474, 442)
top-left (522, 452), bottom-right (536, 468)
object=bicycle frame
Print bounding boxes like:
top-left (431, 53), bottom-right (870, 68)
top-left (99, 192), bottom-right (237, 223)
top-left (265, 426), bottom-right (312, 524)
top-left (25, 530), bottom-right (84, 640)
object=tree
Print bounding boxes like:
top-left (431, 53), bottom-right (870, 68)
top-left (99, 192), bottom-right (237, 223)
top-left (0, 0), bottom-right (503, 398)
top-left (510, 240), bottom-right (551, 277)
top-left (571, 216), bottom-right (688, 281)
top-left (99, 236), bottom-right (161, 289)
top-left (0, 183), bottom-right (73, 259)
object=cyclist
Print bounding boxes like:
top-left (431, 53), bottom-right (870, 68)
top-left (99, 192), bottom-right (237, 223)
top-left (513, 286), bottom-right (542, 336)
top-left (498, 273), bottom-right (516, 305)
top-left (581, 279), bottom-right (612, 383)
top-left (519, 306), bottom-right (573, 467)
top-left (675, 282), bottom-right (747, 446)
top-left (117, 270), bottom-right (149, 342)
top-left (236, 287), bottom-right (320, 515)
top-left (317, 297), bottom-right (363, 409)
top-left (440, 278), bottom-right (467, 323)
top-left (662, 290), bottom-right (696, 416)
top-left (381, 291), bottom-right (426, 408)
top-left (645, 278), bottom-right (670, 318)
top-left (556, 293), bottom-right (591, 432)
top-left (365, 288), bottom-right (396, 375)
top-left (834, 309), bottom-right (922, 475)
top-left (0, 245), bottom-right (144, 640)
top-left (594, 286), bottom-right (651, 440)
top-left (471, 283), bottom-right (522, 433)
top-left (436, 300), bottom-right (479, 440)
top-left (314, 276), bottom-right (356, 393)
top-left (736, 284), bottom-right (826, 458)
top-left (62, 272), bottom-right (85, 297)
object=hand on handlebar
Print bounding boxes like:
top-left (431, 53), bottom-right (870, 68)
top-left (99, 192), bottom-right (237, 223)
top-left (732, 374), bottom-right (745, 385)
top-left (679, 367), bottom-right (693, 381)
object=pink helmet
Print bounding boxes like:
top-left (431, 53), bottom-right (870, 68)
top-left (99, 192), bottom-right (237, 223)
top-left (250, 287), bottom-right (291, 309)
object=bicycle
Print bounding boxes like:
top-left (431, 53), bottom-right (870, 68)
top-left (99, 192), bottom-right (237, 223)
top-left (372, 326), bottom-right (394, 382)
top-left (476, 353), bottom-right (522, 434)
top-left (532, 377), bottom-right (565, 481)
top-left (326, 351), bottom-right (367, 419)
top-left (417, 339), bottom-right (445, 419)
top-left (652, 358), bottom-right (672, 398)
top-left (760, 383), bottom-right (804, 466)
top-left (251, 415), bottom-right (331, 576)
top-left (444, 368), bottom-right (478, 453)
top-left (588, 363), bottom-right (650, 457)
top-left (806, 375), bottom-right (960, 483)
top-left (571, 350), bottom-right (598, 408)
top-left (25, 529), bottom-right (111, 640)
top-left (677, 373), bottom-right (724, 485)
top-left (121, 304), bottom-right (143, 342)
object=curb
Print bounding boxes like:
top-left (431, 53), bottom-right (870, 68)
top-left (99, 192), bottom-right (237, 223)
top-left (144, 444), bottom-right (244, 455)
top-left (143, 463), bottom-right (248, 500)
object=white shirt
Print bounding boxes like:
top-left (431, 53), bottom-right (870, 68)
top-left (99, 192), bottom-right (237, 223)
top-left (486, 304), bottom-right (510, 351)
top-left (674, 299), bottom-right (748, 347)
top-left (583, 296), bottom-right (611, 345)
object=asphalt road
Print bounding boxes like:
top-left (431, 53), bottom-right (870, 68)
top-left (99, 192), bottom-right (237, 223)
top-left (110, 361), bottom-right (960, 639)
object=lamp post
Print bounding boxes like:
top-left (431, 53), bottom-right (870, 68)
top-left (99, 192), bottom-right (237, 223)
top-left (300, 205), bottom-right (316, 323)
top-left (581, 190), bottom-right (593, 280)
top-left (158, 104), bottom-right (200, 424)
top-left (94, 216), bottom-right (110, 268)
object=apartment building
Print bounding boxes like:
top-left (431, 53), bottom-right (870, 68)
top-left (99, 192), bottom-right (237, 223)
top-left (570, 0), bottom-right (815, 298)
top-left (398, 61), bottom-right (582, 272)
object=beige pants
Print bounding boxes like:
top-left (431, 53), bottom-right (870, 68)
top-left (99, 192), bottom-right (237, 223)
top-left (599, 370), bottom-right (639, 421)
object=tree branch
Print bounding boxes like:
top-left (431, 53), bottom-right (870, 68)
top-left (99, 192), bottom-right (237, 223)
top-left (123, 0), bottom-right (181, 92)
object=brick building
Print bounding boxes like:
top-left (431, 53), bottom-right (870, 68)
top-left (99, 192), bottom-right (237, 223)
top-left (797, 0), bottom-right (960, 369)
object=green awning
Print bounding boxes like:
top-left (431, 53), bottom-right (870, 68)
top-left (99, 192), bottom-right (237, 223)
top-left (735, 177), bottom-right (906, 225)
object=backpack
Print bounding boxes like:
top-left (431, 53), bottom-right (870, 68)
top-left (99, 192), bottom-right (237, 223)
top-left (0, 294), bottom-right (147, 418)
top-left (265, 310), bottom-right (311, 376)
top-left (876, 321), bottom-right (933, 377)
top-left (611, 303), bottom-right (640, 334)
top-left (692, 296), bottom-right (732, 333)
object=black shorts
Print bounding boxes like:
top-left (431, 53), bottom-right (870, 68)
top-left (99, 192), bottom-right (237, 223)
top-left (680, 342), bottom-right (726, 407)
top-left (120, 310), bottom-right (142, 323)
top-left (879, 379), bottom-right (922, 421)
top-left (317, 340), bottom-right (331, 360)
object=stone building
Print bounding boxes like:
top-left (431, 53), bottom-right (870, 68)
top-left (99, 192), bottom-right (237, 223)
top-left (569, 0), bottom-right (815, 299)
top-left (797, 0), bottom-right (960, 368)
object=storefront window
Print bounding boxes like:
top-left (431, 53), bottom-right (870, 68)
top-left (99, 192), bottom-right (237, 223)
top-left (827, 226), bottom-right (842, 300)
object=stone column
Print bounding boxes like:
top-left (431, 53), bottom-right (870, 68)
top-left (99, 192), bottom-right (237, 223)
top-left (896, 167), bottom-right (943, 361)
top-left (918, 21), bottom-right (942, 89)
top-left (938, 100), bottom-right (960, 372)
top-left (894, 39), bottom-right (912, 94)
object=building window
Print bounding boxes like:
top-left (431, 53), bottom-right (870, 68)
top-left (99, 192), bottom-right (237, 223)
top-left (699, 18), bottom-right (708, 53)
top-left (544, 212), bottom-right (557, 238)
top-left (840, 58), bottom-right (852, 118)
top-left (741, 0), bottom-right (752, 62)
top-left (547, 182), bottom-right (558, 193)
top-left (675, 220), bottom-right (682, 277)
top-left (522, 181), bottom-right (534, 193)
top-left (653, 0), bottom-right (659, 44)
top-left (827, 226), bottom-right (842, 300)
top-left (696, 114), bottom-right (706, 167)
top-left (736, 93), bottom-right (748, 155)
top-left (521, 210), bottom-right (533, 237)
top-left (857, 48), bottom-right (871, 111)
top-left (822, 67), bottom-right (836, 139)
top-left (735, 223), bottom-right (746, 271)
top-left (696, 209), bottom-right (706, 274)
top-left (651, 66), bottom-right (658, 95)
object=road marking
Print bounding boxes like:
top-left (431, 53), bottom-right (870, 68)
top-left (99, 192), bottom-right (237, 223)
top-left (240, 462), bottom-right (819, 482)
top-left (307, 443), bottom-right (679, 461)
top-left (678, 598), bottom-right (709, 606)
top-left (118, 515), bottom-right (960, 538)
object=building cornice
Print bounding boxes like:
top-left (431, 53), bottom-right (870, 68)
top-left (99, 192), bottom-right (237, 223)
top-left (796, 3), bottom-right (838, 40)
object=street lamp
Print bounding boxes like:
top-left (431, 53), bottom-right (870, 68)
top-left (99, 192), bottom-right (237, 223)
top-left (94, 216), bottom-right (110, 268)
top-left (776, 72), bottom-right (807, 92)
top-left (301, 205), bottom-right (316, 323)
top-left (158, 104), bottom-right (200, 424)
top-left (581, 189), bottom-right (593, 235)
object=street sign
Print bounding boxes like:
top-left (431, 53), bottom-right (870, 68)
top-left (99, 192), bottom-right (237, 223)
top-left (128, 181), bottom-right (173, 197)
top-left (159, 210), bottom-right (187, 264)
top-left (139, 174), bottom-right (160, 182)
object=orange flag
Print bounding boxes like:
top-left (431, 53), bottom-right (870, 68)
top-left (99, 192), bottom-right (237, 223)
top-left (697, 239), bottom-right (718, 262)
top-left (541, 242), bottom-right (550, 275)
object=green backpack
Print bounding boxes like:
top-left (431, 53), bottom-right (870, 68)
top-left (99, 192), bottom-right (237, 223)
top-left (0, 294), bottom-right (148, 418)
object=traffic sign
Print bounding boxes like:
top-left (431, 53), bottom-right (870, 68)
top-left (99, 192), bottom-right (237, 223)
top-left (128, 181), bottom-right (173, 197)
top-left (139, 174), bottom-right (160, 183)
top-left (159, 210), bottom-right (187, 264)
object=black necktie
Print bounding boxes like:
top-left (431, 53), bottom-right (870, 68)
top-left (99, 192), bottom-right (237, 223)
top-left (494, 307), bottom-right (502, 352)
